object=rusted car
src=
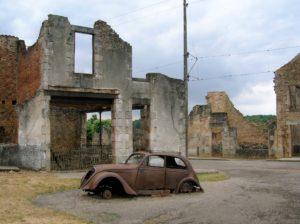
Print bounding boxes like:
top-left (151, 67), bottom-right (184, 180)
top-left (80, 152), bottom-right (203, 199)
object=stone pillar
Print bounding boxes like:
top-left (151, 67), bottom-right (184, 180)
top-left (80, 113), bottom-right (87, 146)
top-left (111, 98), bottom-right (133, 163)
top-left (140, 105), bottom-right (150, 151)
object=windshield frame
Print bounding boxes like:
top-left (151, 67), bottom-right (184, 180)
top-left (125, 153), bottom-right (146, 165)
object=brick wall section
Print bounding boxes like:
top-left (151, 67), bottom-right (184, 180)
top-left (273, 54), bottom-right (300, 157)
top-left (0, 35), bottom-right (42, 144)
top-left (0, 36), bottom-right (19, 143)
top-left (17, 42), bottom-right (42, 104)
top-left (207, 92), bottom-right (268, 148)
top-left (49, 103), bottom-right (83, 153)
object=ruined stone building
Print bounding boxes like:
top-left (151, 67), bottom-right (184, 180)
top-left (0, 15), bottom-right (186, 170)
top-left (272, 54), bottom-right (300, 158)
top-left (188, 92), bottom-right (269, 158)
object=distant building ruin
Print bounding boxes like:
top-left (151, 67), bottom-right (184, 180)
top-left (0, 15), bottom-right (186, 170)
top-left (272, 54), bottom-right (300, 158)
top-left (188, 92), bottom-right (269, 158)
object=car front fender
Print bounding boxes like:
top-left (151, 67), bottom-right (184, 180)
top-left (82, 171), bottom-right (137, 196)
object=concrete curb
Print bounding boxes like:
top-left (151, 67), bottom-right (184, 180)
top-left (194, 169), bottom-right (219, 174)
top-left (266, 159), bottom-right (300, 162)
top-left (0, 166), bottom-right (20, 172)
top-left (189, 157), bottom-right (230, 161)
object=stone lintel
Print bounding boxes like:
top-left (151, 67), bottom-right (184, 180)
top-left (71, 25), bottom-right (94, 35)
top-left (46, 85), bottom-right (120, 99)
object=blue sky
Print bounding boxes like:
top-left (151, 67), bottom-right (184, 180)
top-left (1, 0), bottom-right (299, 115)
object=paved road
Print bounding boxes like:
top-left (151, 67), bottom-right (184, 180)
top-left (35, 160), bottom-right (300, 224)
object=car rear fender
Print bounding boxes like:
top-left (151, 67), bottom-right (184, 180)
top-left (86, 172), bottom-right (137, 195)
top-left (175, 177), bottom-right (202, 193)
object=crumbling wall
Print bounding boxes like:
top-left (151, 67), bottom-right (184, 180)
top-left (188, 105), bottom-right (211, 156)
top-left (148, 73), bottom-right (186, 155)
top-left (49, 104), bottom-right (83, 153)
top-left (273, 54), bottom-right (300, 158)
top-left (189, 92), bottom-right (269, 158)
top-left (207, 92), bottom-right (268, 149)
top-left (0, 36), bottom-right (19, 143)
top-left (1, 14), bottom-right (186, 169)
top-left (17, 42), bottom-right (42, 104)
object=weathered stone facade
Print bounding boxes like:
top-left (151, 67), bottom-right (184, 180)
top-left (0, 15), bottom-right (186, 170)
top-left (272, 54), bottom-right (300, 158)
top-left (189, 92), bottom-right (269, 158)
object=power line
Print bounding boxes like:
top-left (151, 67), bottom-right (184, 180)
top-left (111, 0), bottom-right (206, 26)
top-left (197, 45), bottom-right (300, 59)
top-left (113, 4), bottom-right (181, 26)
top-left (107, 0), bottom-right (171, 21)
top-left (189, 70), bottom-right (273, 81)
top-left (134, 44), bottom-right (300, 75)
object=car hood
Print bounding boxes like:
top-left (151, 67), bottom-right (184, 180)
top-left (93, 163), bottom-right (138, 173)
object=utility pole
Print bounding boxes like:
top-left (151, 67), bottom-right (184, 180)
top-left (183, 0), bottom-right (189, 157)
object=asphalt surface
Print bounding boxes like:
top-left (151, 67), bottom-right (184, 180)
top-left (35, 160), bottom-right (300, 224)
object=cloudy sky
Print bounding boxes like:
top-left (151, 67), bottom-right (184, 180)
top-left (1, 0), bottom-right (299, 115)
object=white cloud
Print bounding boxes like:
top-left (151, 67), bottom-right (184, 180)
top-left (0, 0), bottom-right (299, 115)
top-left (232, 81), bottom-right (276, 115)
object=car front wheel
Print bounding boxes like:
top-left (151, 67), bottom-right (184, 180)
top-left (179, 182), bottom-right (193, 193)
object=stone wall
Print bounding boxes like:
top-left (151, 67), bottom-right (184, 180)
top-left (189, 92), bottom-right (269, 158)
top-left (49, 104), bottom-right (83, 153)
top-left (0, 15), bottom-right (186, 170)
top-left (0, 36), bottom-right (19, 143)
top-left (148, 73), bottom-right (186, 155)
top-left (273, 54), bottom-right (300, 158)
top-left (207, 92), bottom-right (269, 148)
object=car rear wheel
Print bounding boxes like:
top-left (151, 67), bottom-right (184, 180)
top-left (179, 182), bottom-right (193, 193)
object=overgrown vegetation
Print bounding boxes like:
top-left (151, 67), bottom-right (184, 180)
top-left (0, 171), bottom-right (86, 224)
top-left (87, 115), bottom-right (141, 140)
top-left (244, 115), bottom-right (276, 124)
top-left (197, 172), bottom-right (229, 182)
top-left (87, 115), bottom-right (111, 140)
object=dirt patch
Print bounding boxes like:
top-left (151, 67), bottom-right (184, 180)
top-left (0, 171), bottom-right (86, 224)
top-left (34, 160), bottom-right (300, 224)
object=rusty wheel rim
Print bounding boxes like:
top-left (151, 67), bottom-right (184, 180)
top-left (180, 182), bottom-right (193, 193)
top-left (102, 189), bottom-right (112, 199)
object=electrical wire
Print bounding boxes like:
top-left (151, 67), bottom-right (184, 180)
top-left (189, 70), bottom-right (273, 81)
top-left (197, 45), bottom-right (300, 59)
top-left (106, 0), bottom-right (171, 21)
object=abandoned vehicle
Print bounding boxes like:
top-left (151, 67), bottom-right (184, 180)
top-left (80, 152), bottom-right (203, 199)
top-left (0, 14), bottom-right (186, 170)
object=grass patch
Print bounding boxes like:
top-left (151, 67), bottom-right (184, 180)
top-left (197, 172), bottom-right (229, 182)
top-left (0, 171), bottom-right (87, 224)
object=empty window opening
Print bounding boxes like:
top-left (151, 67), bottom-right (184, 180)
top-left (12, 100), bottom-right (17, 105)
top-left (1, 100), bottom-right (5, 105)
top-left (132, 106), bottom-right (150, 152)
top-left (74, 33), bottom-right (93, 74)
top-left (86, 111), bottom-right (112, 147)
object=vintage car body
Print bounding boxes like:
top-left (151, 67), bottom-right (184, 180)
top-left (80, 152), bottom-right (203, 198)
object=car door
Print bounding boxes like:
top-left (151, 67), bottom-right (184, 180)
top-left (165, 156), bottom-right (189, 190)
top-left (135, 155), bottom-right (166, 190)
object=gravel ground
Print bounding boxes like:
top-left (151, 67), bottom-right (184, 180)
top-left (35, 160), bottom-right (300, 224)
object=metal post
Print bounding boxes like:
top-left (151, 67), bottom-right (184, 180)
top-left (183, 0), bottom-right (189, 157)
top-left (99, 111), bottom-right (102, 147)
